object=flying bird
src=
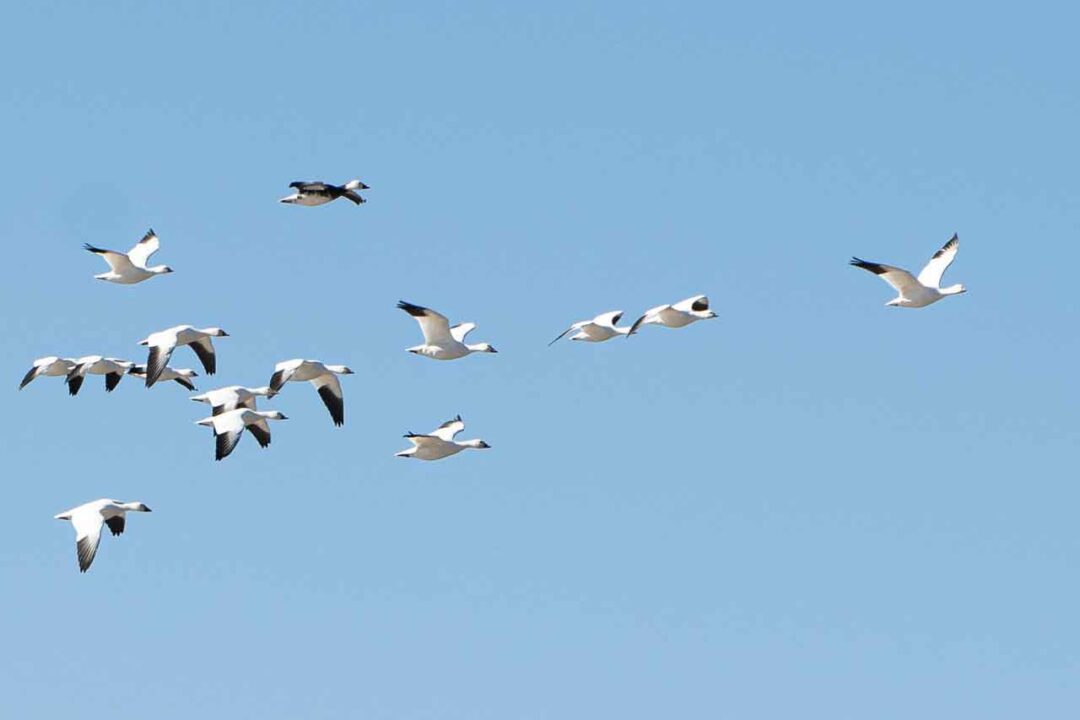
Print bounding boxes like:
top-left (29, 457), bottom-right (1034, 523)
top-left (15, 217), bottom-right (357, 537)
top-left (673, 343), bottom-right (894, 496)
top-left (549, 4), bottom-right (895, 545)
top-left (397, 301), bottom-right (498, 360)
top-left (128, 365), bottom-right (198, 391)
top-left (190, 385), bottom-right (276, 416)
top-left (627, 295), bottom-right (717, 336)
top-left (65, 356), bottom-right (135, 396)
top-left (268, 360), bottom-right (353, 427)
top-left (137, 325), bottom-right (229, 387)
top-left (196, 409), bottom-right (288, 461)
top-left (54, 498), bottom-right (152, 573)
top-left (83, 229), bottom-right (173, 284)
top-left (850, 234), bottom-right (966, 308)
top-left (549, 310), bottom-right (632, 346)
top-left (395, 415), bottom-right (491, 461)
top-left (19, 357), bottom-right (76, 390)
top-left (279, 179), bottom-right (369, 206)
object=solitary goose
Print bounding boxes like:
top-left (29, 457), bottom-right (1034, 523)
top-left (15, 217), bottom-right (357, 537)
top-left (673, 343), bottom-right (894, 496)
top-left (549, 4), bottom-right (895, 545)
top-left (397, 301), bottom-right (498, 360)
top-left (850, 234), bottom-right (966, 308)
top-left (19, 356), bottom-right (76, 390)
top-left (549, 310), bottom-right (631, 346)
top-left (84, 229), bottom-right (173, 285)
top-left (138, 325), bottom-right (229, 387)
top-left (268, 360), bottom-right (353, 426)
top-left (279, 179), bottom-right (369, 206)
top-left (128, 365), bottom-right (198, 391)
top-left (66, 356), bottom-right (135, 396)
top-left (395, 415), bottom-right (491, 461)
top-left (54, 498), bottom-right (151, 573)
top-left (628, 295), bottom-right (717, 336)
top-left (190, 385), bottom-right (276, 415)
top-left (196, 409), bottom-right (288, 461)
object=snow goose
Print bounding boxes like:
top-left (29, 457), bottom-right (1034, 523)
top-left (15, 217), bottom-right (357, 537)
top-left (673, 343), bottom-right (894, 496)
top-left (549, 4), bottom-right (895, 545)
top-left (190, 385), bottom-right (276, 415)
top-left (19, 356), bottom-right (76, 390)
top-left (128, 365), bottom-right (198, 391)
top-left (395, 415), bottom-right (491, 461)
top-left (549, 310), bottom-right (631, 346)
top-left (83, 229), bottom-right (173, 285)
top-left (268, 360), bottom-right (353, 426)
top-left (65, 356), bottom-right (135, 396)
top-left (850, 234), bottom-right (966, 308)
top-left (397, 301), bottom-right (498, 360)
top-left (54, 498), bottom-right (151, 573)
top-left (627, 295), bottom-right (717, 336)
top-left (138, 325), bottom-right (229, 387)
top-left (196, 409), bottom-right (288, 461)
top-left (279, 179), bottom-right (369, 206)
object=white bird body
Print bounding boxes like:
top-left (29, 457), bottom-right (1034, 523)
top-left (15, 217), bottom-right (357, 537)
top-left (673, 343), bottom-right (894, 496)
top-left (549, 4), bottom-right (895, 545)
top-left (190, 385), bottom-right (275, 415)
top-left (549, 310), bottom-right (631, 346)
top-left (268, 359), bottom-right (353, 426)
top-left (397, 301), bottom-right (498, 360)
top-left (850, 234), bottom-right (966, 308)
top-left (395, 415), bottom-right (491, 461)
top-left (138, 325), bottom-right (229, 387)
top-left (280, 179), bottom-right (369, 206)
top-left (196, 408), bottom-right (288, 461)
top-left (128, 364), bottom-right (198, 391)
top-left (54, 498), bottom-right (151, 572)
top-left (19, 356), bottom-right (76, 389)
top-left (84, 229), bottom-right (172, 285)
top-left (66, 356), bottom-right (135, 396)
top-left (628, 295), bottom-right (717, 336)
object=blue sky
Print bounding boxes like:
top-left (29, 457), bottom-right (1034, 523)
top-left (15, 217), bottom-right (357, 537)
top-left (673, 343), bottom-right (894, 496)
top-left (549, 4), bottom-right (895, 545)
top-left (3, 2), bottom-right (1080, 717)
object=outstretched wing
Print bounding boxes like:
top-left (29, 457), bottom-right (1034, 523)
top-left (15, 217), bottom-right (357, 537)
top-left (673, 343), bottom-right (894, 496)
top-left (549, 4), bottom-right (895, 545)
top-left (268, 364), bottom-right (296, 394)
top-left (145, 343), bottom-right (176, 387)
top-left (449, 322), bottom-right (476, 342)
top-left (65, 366), bottom-right (87, 396)
top-left (549, 321), bottom-right (586, 346)
top-left (210, 410), bottom-right (247, 461)
top-left (628, 305), bottom-right (668, 336)
top-left (397, 301), bottom-right (453, 345)
top-left (127, 229), bottom-right (160, 268)
top-left (594, 311), bottom-right (624, 329)
top-left (916, 234), bottom-right (959, 289)
top-left (850, 258), bottom-right (922, 295)
top-left (104, 372), bottom-right (124, 392)
top-left (71, 512), bottom-right (104, 573)
top-left (311, 374), bottom-right (345, 427)
top-left (83, 244), bottom-right (134, 273)
top-left (431, 415), bottom-right (464, 441)
top-left (403, 432), bottom-right (440, 447)
top-left (188, 338), bottom-right (217, 375)
top-left (247, 418), bottom-right (272, 448)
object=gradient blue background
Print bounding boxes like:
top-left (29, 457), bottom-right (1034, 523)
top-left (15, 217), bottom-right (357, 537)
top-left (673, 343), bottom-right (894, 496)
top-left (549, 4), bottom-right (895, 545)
top-left (3, 2), bottom-right (1079, 717)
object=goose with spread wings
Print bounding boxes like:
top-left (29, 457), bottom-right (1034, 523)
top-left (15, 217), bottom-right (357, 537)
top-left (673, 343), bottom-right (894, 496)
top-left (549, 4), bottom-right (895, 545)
top-left (54, 498), bottom-right (151, 573)
top-left (19, 356), bottom-right (76, 390)
top-left (627, 295), bottom-right (717, 336)
top-left (138, 325), bottom-right (229, 387)
top-left (196, 409), bottom-right (288, 461)
top-left (850, 234), bottom-right (966, 308)
top-left (279, 179), bottom-right (369, 206)
top-left (190, 385), bottom-right (276, 415)
top-left (397, 301), bottom-right (498, 360)
top-left (549, 310), bottom-right (632, 345)
top-left (65, 356), bottom-right (135, 396)
top-left (395, 415), bottom-right (491, 461)
top-left (84, 229), bottom-right (173, 285)
top-left (268, 360), bottom-right (353, 427)
top-left (128, 364), bottom-right (198, 391)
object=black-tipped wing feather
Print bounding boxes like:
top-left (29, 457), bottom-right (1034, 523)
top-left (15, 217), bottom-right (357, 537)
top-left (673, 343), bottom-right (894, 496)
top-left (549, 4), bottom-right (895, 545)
top-left (174, 376), bottom-right (196, 391)
top-left (18, 366), bottom-right (37, 390)
top-left (269, 369), bottom-right (288, 393)
top-left (188, 339), bottom-right (216, 375)
top-left (76, 535), bottom-right (100, 573)
top-left (247, 423), bottom-right (272, 448)
top-left (317, 386), bottom-right (345, 427)
top-left (105, 516), bottom-right (125, 536)
top-left (215, 430), bottom-right (244, 461)
top-left (66, 372), bottom-right (85, 396)
top-left (104, 372), bottom-right (123, 392)
top-left (145, 346), bottom-right (171, 387)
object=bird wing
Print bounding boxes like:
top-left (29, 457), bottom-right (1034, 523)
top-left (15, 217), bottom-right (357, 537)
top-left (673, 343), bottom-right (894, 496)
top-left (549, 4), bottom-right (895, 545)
top-left (247, 418), bottom-right (272, 448)
top-left (431, 415), bottom-right (465, 441)
top-left (291, 181), bottom-right (328, 191)
top-left (673, 295), bottom-right (709, 313)
top-left (145, 342), bottom-right (176, 387)
top-left (126, 229), bottom-right (160, 268)
top-left (548, 321), bottom-right (587, 346)
top-left (397, 301), bottom-right (453, 345)
top-left (210, 411), bottom-right (247, 461)
top-left (628, 305), bottom-right (669, 336)
top-left (269, 364), bottom-right (297, 393)
top-left (403, 433), bottom-right (440, 448)
top-left (449, 322), bottom-right (477, 342)
top-left (105, 515), bottom-right (125, 536)
top-left (311, 374), bottom-right (345, 427)
top-left (83, 244), bottom-right (134, 273)
top-left (916, 234), bottom-right (959, 289)
top-left (19, 365), bottom-right (39, 390)
top-left (850, 258), bottom-right (922, 294)
top-left (71, 510), bottom-right (104, 573)
top-left (188, 338), bottom-right (217, 375)
top-left (594, 311), bottom-right (624, 328)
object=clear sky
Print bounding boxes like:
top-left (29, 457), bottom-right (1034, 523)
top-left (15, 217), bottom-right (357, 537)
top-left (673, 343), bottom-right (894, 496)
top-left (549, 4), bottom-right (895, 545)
top-left (3, 2), bottom-right (1079, 717)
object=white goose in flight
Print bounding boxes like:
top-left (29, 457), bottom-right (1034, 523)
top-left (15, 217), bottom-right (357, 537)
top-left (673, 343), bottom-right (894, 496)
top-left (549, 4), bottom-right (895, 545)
top-left (196, 409), bottom-right (288, 461)
top-left (397, 301), bottom-right (498, 360)
top-left (549, 310), bottom-right (631, 346)
top-left (850, 234), bottom-right (966, 308)
top-left (54, 498), bottom-right (152, 573)
top-left (395, 415), bottom-right (491, 461)
top-left (83, 229), bottom-right (173, 285)
top-left (19, 356), bottom-right (76, 390)
top-left (190, 385), bottom-right (276, 415)
top-left (279, 179), bottom-right (369, 206)
top-left (628, 295), bottom-right (717, 336)
top-left (128, 365), bottom-right (198, 391)
top-left (138, 325), bottom-right (229, 387)
top-left (268, 360), bottom-right (353, 427)
top-left (66, 356), bottom-right (135, 396)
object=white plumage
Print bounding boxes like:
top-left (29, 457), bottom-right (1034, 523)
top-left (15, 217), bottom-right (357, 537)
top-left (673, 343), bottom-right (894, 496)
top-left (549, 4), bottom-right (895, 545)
top-left (395, 415), bottom-right (491, 461)
top-left (138, 325), bottom-right (229, 387)
top-left (268, 359), bottom-right (353, 427)
top-left (84, 229), bottom-right (173, 285)
top-left (397, 301), bottom-right (498, 360)
top-left (549, 310), bottom-right (631, 345)
top-left (850, 234), bottom-right (966, 308)
top-left (54, 498), bottom-right (152, 573)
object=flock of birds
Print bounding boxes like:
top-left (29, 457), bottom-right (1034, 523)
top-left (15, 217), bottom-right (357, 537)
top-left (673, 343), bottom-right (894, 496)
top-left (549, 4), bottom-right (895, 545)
top-left (25, 178), bottom-right (968, 572)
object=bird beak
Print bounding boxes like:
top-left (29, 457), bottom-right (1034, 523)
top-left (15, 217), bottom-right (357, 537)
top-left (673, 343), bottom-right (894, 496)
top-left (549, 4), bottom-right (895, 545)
top-left (488, 347), bottom-right (499, 354)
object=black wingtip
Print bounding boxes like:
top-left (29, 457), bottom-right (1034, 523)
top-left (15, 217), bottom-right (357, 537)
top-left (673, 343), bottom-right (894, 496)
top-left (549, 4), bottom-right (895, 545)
top-left (83, 243), bottom-right (105, 253)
